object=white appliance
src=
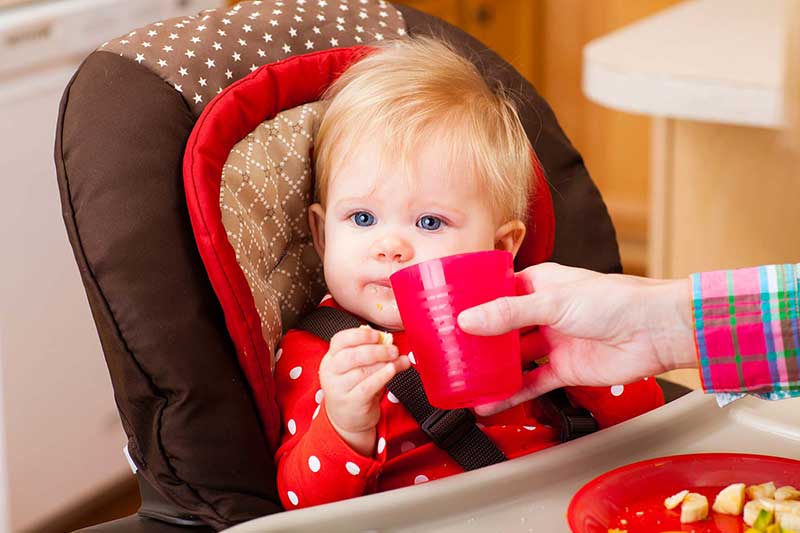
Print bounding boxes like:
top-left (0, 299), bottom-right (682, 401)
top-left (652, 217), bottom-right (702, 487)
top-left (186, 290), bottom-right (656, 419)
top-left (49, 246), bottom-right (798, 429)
top-left (0, 0), bottom-right (221, 530)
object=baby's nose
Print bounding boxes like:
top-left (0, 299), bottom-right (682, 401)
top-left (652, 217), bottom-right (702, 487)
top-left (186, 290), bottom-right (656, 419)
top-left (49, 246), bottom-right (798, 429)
top-left (371, 235), bottom-right (414, 263)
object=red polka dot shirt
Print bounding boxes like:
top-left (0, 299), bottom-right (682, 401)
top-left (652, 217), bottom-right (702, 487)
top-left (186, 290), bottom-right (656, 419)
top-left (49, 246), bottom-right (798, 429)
top-left (274, 299), bottom-right (664, 509)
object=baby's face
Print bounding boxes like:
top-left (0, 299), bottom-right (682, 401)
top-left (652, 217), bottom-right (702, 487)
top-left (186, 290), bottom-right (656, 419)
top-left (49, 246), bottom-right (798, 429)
top-left (310, 137), bottom-right (514, 330)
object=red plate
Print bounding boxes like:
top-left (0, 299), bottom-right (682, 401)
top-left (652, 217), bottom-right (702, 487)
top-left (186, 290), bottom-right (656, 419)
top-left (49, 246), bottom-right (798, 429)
top-left (568, 453), bottom-right (800, 533)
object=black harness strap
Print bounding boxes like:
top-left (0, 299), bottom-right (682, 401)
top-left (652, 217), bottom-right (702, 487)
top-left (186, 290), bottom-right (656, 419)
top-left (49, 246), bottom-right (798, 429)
top-left (295, 305), bottom-right (597, 470)
top-left (297, 307), bottom-right (506, 470)
top-left (384, 362), bottom-right (506, 470)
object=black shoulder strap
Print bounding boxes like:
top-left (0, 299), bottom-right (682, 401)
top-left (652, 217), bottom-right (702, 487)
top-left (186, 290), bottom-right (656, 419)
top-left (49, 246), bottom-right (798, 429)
top-left (295, 306), bottom-right (506, 471)
top-left (520, 360), bottom-right (598, 442)
top-left (294, 306), bottom-right (598, 467)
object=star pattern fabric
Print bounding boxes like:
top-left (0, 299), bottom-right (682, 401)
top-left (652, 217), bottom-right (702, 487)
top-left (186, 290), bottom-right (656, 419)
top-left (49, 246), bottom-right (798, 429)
top-left (101, 0), bottom-right (406, 116)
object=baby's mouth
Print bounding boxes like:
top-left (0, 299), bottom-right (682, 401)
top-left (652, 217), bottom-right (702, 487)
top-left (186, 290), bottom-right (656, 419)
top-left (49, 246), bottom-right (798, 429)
top-left (367, 281), bottom-right (396, 304)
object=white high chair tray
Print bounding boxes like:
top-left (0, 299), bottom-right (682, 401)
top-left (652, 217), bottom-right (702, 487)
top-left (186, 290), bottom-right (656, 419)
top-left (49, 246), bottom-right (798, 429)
top-left (225, 391), bottom-right (800, 532)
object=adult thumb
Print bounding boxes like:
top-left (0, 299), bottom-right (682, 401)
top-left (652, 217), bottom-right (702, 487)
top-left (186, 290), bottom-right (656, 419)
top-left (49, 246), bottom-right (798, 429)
top-left (457, 291), bottom-right (561, 336)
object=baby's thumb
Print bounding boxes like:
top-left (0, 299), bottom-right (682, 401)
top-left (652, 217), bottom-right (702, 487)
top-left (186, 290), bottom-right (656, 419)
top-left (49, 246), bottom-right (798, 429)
top-left (457, 292), bottom-right (561, 336)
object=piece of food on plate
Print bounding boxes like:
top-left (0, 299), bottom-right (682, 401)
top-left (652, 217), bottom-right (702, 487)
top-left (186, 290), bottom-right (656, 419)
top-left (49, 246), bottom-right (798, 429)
top-left (780, 509), bottom-right (800, 531)
top-left (713, 482), bottom-right (746, 515)
top-left (744, 501), bottom-right (774, 527)
top-left (775, 486), bottom-right (800, 501)
top-left (745, 524), bottom-right (786, 533)
top-left (755, 507), bottom-right (776, 530)
top-left (681, 493), bottom-right (709, 523)
top-left (748, 482), bottom-right (778, 501)
top-left (664, 489), bottom-right (689, 510)
top-left (775, 499), bottom-right (800, 517)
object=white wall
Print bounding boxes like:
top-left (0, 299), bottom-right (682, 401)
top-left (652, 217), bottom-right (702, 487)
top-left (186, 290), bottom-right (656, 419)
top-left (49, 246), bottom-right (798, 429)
top-left (0, 0), bottom-right (223, 530)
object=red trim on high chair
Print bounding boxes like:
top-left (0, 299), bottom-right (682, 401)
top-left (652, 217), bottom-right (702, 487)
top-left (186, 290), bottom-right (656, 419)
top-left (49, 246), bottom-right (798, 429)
top-left (183, 47), bottom-right (368, 450)
top-left (183, 45), bottom-right (556, 450)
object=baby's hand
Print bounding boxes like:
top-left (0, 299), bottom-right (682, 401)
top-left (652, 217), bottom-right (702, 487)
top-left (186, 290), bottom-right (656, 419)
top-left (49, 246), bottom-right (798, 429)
top-left (319, 326), bottom-right (410, 456)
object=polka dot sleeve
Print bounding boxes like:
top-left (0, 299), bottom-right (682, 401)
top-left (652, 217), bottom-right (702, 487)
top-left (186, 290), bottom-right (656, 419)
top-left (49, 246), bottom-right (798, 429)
top-left (274, 329), bottom-right (384, 509)
top-left (564, 378), bottom-right (665, 429)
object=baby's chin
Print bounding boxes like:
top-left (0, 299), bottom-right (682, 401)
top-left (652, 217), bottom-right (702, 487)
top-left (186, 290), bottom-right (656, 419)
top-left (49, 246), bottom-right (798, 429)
top-left (328, 286), bottom-right (404, 330)
top-left (362, 303), bottom-right (403, 331)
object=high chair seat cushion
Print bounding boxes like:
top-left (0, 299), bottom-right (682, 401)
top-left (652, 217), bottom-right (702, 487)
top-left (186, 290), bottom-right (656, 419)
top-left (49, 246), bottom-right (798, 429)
top-left (55, 50), bottom-right (281, 530)
top-left (55, 1), bottom-right (620, 529)
top-left (183, 45), bottom-right (559, 454)
top-left (184, 47), bottom-right (367, 450)
top-left (217, 101), bottom-right (327, 361)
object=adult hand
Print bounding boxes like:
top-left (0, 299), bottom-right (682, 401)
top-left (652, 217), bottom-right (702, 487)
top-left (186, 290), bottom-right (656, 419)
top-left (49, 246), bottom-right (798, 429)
top-left (319, 327), bottom-right (410, 455)
top-left (457, 263), bottom-right (696, 415)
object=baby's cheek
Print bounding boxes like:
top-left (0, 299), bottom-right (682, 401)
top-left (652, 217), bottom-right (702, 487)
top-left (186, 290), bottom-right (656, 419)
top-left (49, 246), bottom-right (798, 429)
top-left (322, 270), bottom-right (351, 301)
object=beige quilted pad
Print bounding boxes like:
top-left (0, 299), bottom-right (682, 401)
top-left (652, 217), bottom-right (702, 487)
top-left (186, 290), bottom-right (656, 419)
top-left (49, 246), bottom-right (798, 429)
top-left (220, 102), bottom-right (327, 367)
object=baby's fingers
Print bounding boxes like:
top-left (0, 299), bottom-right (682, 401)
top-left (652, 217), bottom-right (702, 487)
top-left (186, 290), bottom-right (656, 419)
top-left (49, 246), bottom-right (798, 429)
top-left (350, 356), bottom-right (410, 398)
top-left (329, 326), bottom-right (382, 353)
top-left (331, 344), bottom-right (399, 374)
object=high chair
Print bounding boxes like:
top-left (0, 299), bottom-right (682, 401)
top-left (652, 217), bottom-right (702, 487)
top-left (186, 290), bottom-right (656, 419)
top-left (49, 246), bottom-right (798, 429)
top-left (55, 1), bottom-right (689, 530)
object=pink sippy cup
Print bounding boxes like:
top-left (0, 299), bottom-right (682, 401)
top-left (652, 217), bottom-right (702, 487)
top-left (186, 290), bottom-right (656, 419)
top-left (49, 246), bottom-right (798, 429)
top-left (390, 250), bottom-right (522, 409)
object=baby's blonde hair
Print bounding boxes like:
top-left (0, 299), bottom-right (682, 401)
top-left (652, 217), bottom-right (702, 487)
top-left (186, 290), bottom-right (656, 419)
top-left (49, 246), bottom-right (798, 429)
top-left (314, 37), bottom-right (534, 223)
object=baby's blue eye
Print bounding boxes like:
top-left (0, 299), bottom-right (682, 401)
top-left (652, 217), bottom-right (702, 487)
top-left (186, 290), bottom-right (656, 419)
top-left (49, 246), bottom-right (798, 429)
top-left (351, 211), bottom-right (376, 227)
top-left (417, 215), bottom-right (443, 231)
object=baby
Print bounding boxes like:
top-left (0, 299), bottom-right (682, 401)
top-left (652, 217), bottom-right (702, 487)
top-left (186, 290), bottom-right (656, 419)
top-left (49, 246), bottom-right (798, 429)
top-left (274, 37), bottom-right (664, 509)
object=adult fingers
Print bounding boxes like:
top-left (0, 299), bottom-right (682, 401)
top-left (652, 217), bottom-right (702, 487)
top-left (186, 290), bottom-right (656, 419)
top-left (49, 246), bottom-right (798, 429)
top-left (474, 364), bottom-right (565, 416)
top-left (516, 262), bottom-right (597, 294)
top-left (329, 344), bottom-right (399, 374)
top-left (457, 291), bottom-right (563, 337)
top-left (459, 263), bottom-right (595, 336)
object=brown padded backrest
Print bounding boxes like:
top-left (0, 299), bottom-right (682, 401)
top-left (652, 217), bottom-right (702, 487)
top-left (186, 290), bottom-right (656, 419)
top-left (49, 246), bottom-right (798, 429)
top-left (55, 1), bottom-right (618, 529)
top-left (56, 52), bottom-right (279, 529)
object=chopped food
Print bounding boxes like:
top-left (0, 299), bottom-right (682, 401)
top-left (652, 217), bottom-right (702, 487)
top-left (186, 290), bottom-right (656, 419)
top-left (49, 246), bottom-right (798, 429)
top-left (749, 482), bottom-right (778, 501)
top-left (378, 331), bottom-right (393, 346)
top-left (660, 481), bottom-right (800, 530)
top-left (680, 493), bottom-right (709, 523)
top-left (753, 508), bottom-right (775, 530)
top-left (664, 489), bottom-right (689, 510)
top-left (775, 499), bottom-right (800, 519)
top-left (776, 486), bottom-right (800, 501)
top-left (780, 510), bottom-right (800, 531)
top-left (745, 500), bottom-right (774, 526)
top-left (744, 526), bottom-right (783, 533)
top-left (359, 325), bottom-right (394, 346)
top-left (713, 483), bottom-right (746, 515)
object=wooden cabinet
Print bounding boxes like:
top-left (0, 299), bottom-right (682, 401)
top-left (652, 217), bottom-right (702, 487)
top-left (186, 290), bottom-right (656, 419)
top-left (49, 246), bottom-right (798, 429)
top-left (228, 0), bottom-right (683, 274)
top-left (398, 0), bottom-right (541, 87)
top-left (394, 1), bottom-right (686, 274)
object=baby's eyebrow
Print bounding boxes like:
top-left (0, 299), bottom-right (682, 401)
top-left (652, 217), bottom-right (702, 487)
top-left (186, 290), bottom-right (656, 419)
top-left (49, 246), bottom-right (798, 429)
top-left (333, 196), bottom-right (372, 209)
top-left (413, 202), bottom-right (465, 217)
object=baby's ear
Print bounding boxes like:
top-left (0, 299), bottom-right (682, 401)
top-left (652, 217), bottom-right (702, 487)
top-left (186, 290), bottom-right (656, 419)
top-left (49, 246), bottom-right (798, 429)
top-left (494, 220), bottom-right (526, 258)
top-left (308, 203), bottom-right (326, 257)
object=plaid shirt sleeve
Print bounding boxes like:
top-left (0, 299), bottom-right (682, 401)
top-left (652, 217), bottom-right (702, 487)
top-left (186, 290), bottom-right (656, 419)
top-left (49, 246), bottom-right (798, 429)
top-left (691, 263), bottom-right (800, 401)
